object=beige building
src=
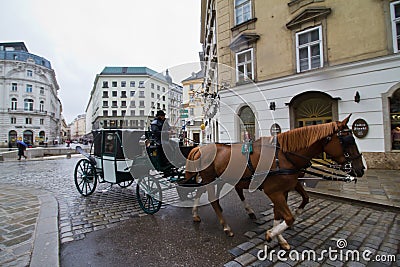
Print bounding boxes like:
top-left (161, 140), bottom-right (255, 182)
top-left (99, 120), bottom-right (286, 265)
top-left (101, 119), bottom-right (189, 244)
top-left (70, 114), bottom-right (86, 142)
top-left (201, 0), bottom-right (400, 168)
top-left (181, 68), bottom-right (207, 144)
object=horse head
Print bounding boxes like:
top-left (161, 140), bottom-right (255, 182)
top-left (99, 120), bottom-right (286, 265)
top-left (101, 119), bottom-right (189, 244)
top-left (323, 114), bottom-right (365, 177)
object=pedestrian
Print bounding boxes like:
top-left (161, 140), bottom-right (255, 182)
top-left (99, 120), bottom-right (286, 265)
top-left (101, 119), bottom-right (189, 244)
top-left (16, 140), bottom-right (27, 160)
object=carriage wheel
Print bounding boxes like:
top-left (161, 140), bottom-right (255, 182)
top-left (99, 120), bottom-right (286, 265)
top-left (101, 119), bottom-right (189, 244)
top-left (118, 180), bottom-right (134, 188)
top-left (74, 159), bottom-right (97, 196)
top-left (136, 176), bottom-right (162, 214)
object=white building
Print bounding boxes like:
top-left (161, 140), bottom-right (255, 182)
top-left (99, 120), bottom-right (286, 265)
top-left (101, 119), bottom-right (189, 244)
top-left (0, 42), bottom-right (62, 147)
top-left (86, 67), bottom-right (181, 133)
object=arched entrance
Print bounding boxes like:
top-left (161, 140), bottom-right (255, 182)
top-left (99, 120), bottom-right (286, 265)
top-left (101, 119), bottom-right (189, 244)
top-left (39, 131), bottom-right (46, 145)
top-left (238, 106), bottom-right (255, 141)
top-left (290, 91), bottom-right (338, 129)
top-left (23, 130), bottom-right (33, 145)
top-left (390, 88), bottom-right (400, 150)
top-left (8, 130), bottom-right (17, 147)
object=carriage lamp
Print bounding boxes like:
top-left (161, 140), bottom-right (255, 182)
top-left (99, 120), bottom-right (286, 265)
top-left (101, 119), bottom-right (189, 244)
top-left (354, 91), bottom-right (360, 103)
top-left (269, 102), bottom-right (276, 111)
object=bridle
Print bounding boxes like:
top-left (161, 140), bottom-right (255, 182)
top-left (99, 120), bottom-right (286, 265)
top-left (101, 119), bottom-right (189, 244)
top-left (330, 128), bottom-right (363, 173)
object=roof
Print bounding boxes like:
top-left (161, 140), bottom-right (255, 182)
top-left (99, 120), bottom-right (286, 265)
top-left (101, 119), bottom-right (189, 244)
top-left (100, 66), bottom-right (167, 82)
top-left (182, 68), bottom-right (206, 83)
top-left (0, 42), bottom-right (28, 52)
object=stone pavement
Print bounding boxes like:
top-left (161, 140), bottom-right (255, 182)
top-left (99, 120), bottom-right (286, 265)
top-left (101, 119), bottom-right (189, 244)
top-left (0, 154), bottom-right (399, 266)
top-left (0, 184), bottom-right (58, 267)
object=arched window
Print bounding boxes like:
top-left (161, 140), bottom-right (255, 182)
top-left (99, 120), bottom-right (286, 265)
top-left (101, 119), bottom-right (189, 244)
top-left (390, 88), bottom-right (400, 150)
top-left (8, 130), bottom-right (17, 145)
top-left (40, 100), bottom-right (44, 112)
top-left (24, 99), bottom-right (34, 111)
top-left (23, 130), bottom-right (33, 145)
top-left (238, 106), bottom-right (255, 141)
top-left (11, 98), bottom-right (17, 110)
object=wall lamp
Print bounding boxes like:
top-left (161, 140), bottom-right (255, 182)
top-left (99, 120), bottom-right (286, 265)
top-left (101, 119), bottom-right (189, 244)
top-left (354, 91), bottom-right (360, 103)
top-left (269, 101), bottom-right (276, 111)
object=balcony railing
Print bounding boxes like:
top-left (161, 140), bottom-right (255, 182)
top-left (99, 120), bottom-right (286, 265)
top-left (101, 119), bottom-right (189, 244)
top-left (8, 108), bottom-right (48, 115)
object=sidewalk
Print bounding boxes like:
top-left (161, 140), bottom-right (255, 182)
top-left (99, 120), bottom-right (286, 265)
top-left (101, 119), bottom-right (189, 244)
top-left (0, 184), bottom-right (59, 267)
top-left (0, 165), bottom-right (399, 266)
top-left (305, 169), bottom-right (400, 209)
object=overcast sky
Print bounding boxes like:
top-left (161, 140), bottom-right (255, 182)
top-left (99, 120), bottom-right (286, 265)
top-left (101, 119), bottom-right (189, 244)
top-left (1, 0), bottom-right (202, 123)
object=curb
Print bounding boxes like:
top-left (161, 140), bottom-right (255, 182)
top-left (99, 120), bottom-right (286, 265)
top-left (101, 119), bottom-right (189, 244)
top-left (30, 193), bottom-right (59, 267)
top-left (306, 188), bottom-right (400, 211)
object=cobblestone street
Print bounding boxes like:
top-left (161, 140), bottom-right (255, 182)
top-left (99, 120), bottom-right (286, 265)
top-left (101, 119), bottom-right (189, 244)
top-left (0, 156), bottom-right (399, 266)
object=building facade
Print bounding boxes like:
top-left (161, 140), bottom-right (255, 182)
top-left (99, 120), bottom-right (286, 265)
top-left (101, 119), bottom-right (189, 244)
top-left (181, 69), bottom-right (207, 144)
top-left (86, 67), bottom-right (181, 134)
top-left (201, 0), bottom-right (400, 168)
top-left (0, 42), bottom-right (62, 147)
top-left (69, 114), bottom-right (86, 142)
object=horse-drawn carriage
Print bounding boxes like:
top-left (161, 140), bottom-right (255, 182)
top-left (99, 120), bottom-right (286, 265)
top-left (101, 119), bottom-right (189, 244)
top-left (74, 129), bottom-right (197, 214)
top-left (74, 116), bottom-right (365, 249)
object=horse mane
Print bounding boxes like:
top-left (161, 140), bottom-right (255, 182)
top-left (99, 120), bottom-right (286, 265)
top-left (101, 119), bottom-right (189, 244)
top-left (277, 122), bottom-right (338, 152)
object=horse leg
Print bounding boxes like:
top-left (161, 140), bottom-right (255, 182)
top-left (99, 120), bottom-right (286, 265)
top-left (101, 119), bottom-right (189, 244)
top-left (192, 187), bottom-right (205, 222)
top-left (294, 181), bottom-right (309, 217)
top-left (265, 192), bottom-right (295, 246)
top-left (207, 184), bottom-right (233, 237)
top-left (235, 187), bottom-right (256, 219)
top-left (274, 219), bottom-right (291, 250)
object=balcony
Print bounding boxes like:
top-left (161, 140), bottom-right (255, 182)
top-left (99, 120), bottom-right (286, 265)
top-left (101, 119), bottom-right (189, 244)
top-left (8, 108), bottom-right (48, 115)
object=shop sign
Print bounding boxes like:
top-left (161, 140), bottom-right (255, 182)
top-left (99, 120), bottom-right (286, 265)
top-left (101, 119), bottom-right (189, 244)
top-left (270, 123), bottom-right (281, 136)
top-left (180, 114), bottom-right (188, 118)
top-left (352, 119), bottom-right (368, 138)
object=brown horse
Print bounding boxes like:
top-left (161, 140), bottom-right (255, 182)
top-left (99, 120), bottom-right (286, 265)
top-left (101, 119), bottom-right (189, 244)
top-left (182, 115), bottom-right (365, 249)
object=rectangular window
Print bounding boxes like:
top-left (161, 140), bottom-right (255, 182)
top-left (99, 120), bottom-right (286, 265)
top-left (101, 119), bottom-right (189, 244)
top-left (151, 83), bottom-right (154, 89)
top-left (27, 70), bottom-right (33, 77)
top-left (151, 92), bottom-right (155, 98)
top-left (112, 101), bottom-right (118, 108)
top-left (391, 1), bottom-right (400, 53)
top-left (112, 110), bottom-right (117, 116)
top-left (25, 118), bottom-right (32, 124)
top-left (121, 81), bottom-right (126, 87)
top-left (140, 110), bottom-right (145, 116)
top-left (103, 101), bottom-right (108, 107)
top-left (26, 84), bottom-right (33, 93)
top-left (11, 117), bottom-right (16, 124)
top-left (157, 85), bottom-right (160, 91)
top-left (103, 91), bottom-right (109, 98)
top-left (130, 100), bottom-right (136, 107)
top-left (40, 119), bottom-right (44, 125)
top-left (139, 100), bottom-right (145, 107)
top-left (102, 81), bottom-right (109, 88)
top-left (130, 81), bottom-right (135, 87)
top-left (112, 81), bottom-right (117, 87)
top-left (130, 110), bottom-right (135, 116)
top-left (121, 91), bottom-right (127, 98)
top-left (236, 48), bottom-right (254, 82)
top-left (103, 110), bottom-right (108, 116)
top-left (12, 83), bottom-right (17, 91)
top-left (296, 26), bottom-right (323, 72)
top-left (139, 91), bottom-right (145, 98)
top-left (112, 91), bottom-right (117, 97)
top-left (40, 87), bottom-right (44, 94)
top-left (139, 81), bottom-right (145, 88)
top-left (130, 91), bottom-right (135, 97)
top-left (235, 0), bottom-right (252, 25)
top-left (121, 101), bottom-right (127, 107)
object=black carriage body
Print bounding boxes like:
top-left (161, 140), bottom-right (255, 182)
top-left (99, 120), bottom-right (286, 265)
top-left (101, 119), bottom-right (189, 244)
top-left (92, 129), bottom-right (151, 183)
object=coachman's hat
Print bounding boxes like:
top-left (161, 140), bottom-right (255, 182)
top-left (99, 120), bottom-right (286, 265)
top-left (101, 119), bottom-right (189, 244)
top-left (156, 110), bottom-right (166, 117)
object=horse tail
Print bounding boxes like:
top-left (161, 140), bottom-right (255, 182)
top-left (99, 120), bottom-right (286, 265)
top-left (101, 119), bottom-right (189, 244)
top-left (184, 146), bottom-right (202, 181)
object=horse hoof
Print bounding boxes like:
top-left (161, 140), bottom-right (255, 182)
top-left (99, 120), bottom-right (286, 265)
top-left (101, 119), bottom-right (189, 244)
top-left (193, 216), bottom-right (201, 222)
top-left (224, 229), bottom-right (234, 237)
top-left (279, 242), bottom-right (291, 251)
top-left (266, 230), bottom-right (273, 242)
top-left (248, 213), bottom-right (257, 220)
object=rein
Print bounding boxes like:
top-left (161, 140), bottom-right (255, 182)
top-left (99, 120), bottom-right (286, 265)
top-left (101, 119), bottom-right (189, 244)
top-left (242, 129), bottom-right (358, 184)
